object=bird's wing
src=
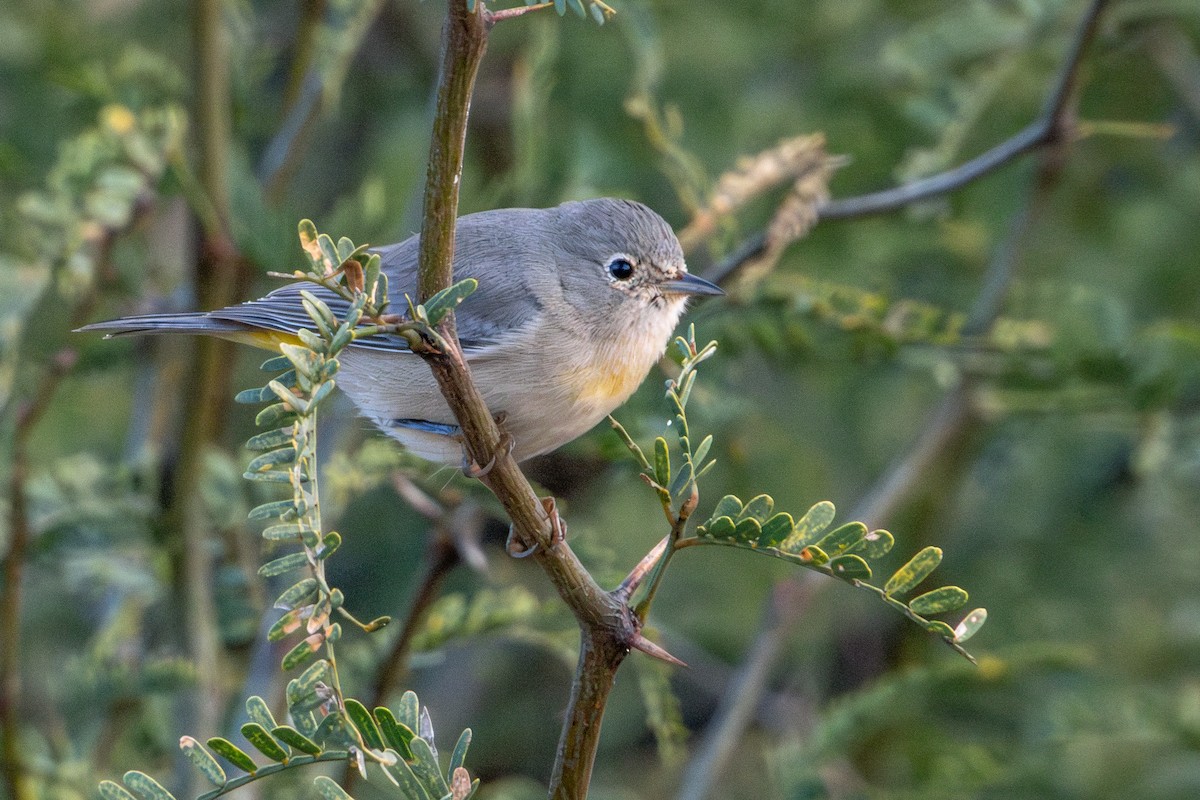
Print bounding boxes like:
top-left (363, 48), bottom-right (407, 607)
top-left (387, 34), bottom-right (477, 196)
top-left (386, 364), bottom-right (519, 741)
top-left (212, 209), bottom-right (549, 354)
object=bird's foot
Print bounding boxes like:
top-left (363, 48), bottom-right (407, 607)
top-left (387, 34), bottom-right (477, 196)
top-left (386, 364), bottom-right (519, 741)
top-left (505, 496), bottom-right (566, 558)
top-left (461, 432), bottom-right (514, 478)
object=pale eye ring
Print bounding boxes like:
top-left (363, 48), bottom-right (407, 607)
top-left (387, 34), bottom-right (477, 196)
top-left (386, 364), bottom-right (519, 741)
top-left (607, 257), bottom-right (635, 281)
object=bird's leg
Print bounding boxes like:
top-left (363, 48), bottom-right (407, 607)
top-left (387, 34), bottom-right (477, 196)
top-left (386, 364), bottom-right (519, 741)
top-left (456, 412), bottom-right (513, 474)
top-left (460, 431), bottom-right (514, 478)
top-left (541, 495), bottom-right (567, 545)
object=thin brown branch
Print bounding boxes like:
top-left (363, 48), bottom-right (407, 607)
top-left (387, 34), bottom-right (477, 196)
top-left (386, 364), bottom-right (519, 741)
top-left (702, 0), bottom-right (1109, 286)
top-left (412, 4), bottom-right (646, 798)
top-left (1, 350), bottom-right (77, 800)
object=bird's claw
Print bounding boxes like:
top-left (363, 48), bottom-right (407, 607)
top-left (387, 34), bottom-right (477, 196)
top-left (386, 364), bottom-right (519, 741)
top-left (461, 432), bottom-right (514, 478)
top-left (505, 496), bottom-right (566, 558)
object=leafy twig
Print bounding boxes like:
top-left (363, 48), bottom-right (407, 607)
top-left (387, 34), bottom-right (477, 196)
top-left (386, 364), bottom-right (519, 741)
top-left (674, 5), bottom-right (1103, 789)
top-left (702, 0), bottom-right (1110, 286)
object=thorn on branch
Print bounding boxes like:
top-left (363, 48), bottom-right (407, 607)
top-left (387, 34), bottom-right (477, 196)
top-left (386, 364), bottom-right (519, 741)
top-left (629, 633), bottom-right (688, 668)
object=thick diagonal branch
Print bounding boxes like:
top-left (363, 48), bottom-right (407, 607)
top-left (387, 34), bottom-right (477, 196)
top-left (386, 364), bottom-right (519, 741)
top-left (412, 4), bottom-right (641, 799)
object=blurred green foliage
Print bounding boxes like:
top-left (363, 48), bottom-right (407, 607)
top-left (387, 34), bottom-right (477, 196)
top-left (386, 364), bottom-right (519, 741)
top-left (2, 1), bottom-right (1200, 799)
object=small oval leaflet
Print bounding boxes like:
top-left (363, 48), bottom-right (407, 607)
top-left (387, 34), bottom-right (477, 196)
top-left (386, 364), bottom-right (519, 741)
top-left (179, 736), bottom-right (226, 786)
top-left (756, 512), bottom-right (795, 548)
top-left (206, 737), bottom-right (258, 774)
top-left (785, 500), bottom-right (836, 548)
top-left (241, 723), bottom-right (289, 763)
top-left (740, 494), bottom-right (774, 522)
top-left (654, 437), bottom-right (671, 486)
top-left (259, 551), bottom-right (311, 577)
top-left (908, 586), bottom-right (969, 616)
top-left (924, 620), bottom-right (956, 639)
top-left (701, 516), bottom-right (736, 539)
top-left (733, 517), bottom-right (762, 542)
top-left (850, 528), bottom-right (894, 559)
top-left (954, 608), bottom-right (988, 642)
top-left (272, 725), bottom-right (322, 756)
top-left (815, 521), bottom-right (867, 556)
top-left (281, 636), bottom-right (323, 671)
top-left (122, 771), bottom-right (176, 800)
top-left (275, 577), bottom-right (319, 610)
top-left (884, 546), bottom-right (943, 597)
top-left (710, 494), bottom-right (743, 520)
top-left (375, 707), bottom-right (416, 760)
top-left (313, 775), bottom-right (354, 800)
top-left (344, 698), bottom-right (385, 751)
top-left (449, 728), bottom-right (473, 777)
top-left (99, 780), bottom-right (139, 800)
top-left (829, 554), bottom-right (872, 581)
top-left (407, 736), bottom-right (451, 798)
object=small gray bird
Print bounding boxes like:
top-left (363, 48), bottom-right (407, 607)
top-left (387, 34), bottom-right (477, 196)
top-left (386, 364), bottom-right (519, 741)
top-left (82, 198), bottom-right (723, 463)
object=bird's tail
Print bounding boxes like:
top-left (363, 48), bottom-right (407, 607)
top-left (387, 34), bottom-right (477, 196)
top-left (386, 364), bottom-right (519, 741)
top-left (76, 313), bottom-right (301, 350)
top-left (77, 312), bottom-right (243, 338)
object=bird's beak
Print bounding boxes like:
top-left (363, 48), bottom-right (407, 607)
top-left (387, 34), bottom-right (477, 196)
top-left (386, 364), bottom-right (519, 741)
top-left (661, 272), bottom-right (725, 296)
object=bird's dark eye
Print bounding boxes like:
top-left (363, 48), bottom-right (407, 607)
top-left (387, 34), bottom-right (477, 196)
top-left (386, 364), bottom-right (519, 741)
top-left (607, 258), bottom-right (635, 281)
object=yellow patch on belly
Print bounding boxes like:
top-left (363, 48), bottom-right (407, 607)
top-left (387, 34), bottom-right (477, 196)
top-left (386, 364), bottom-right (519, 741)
top-left (568, 348), bottom-right (653, 407)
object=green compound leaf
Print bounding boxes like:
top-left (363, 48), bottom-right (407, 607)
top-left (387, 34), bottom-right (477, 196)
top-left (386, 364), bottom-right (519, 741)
top-left (312, 775), bottom-right (354, 800)
top-left (122, 771), bottom-right (176, 800)
top-left (909, 586), bottom-right (969, 616)
top-left (884, 546), bottom-right (943, 597)
top-left (179, 736), bottom-right (226, 786)
top-left (344, 699), bottom-right (384, 751)
top-left (423, 278), bottom-right (478, 325)
top-left (272, 725), bottom-right (322, 756)
top-left (954, 608), bottom-right (988, 642)
top-left (99, 780), bottom-right (139, 800)
top-left (206, 737), bottom-right (258, 774)
top-left (240, 723), bottom-right (289, 763)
